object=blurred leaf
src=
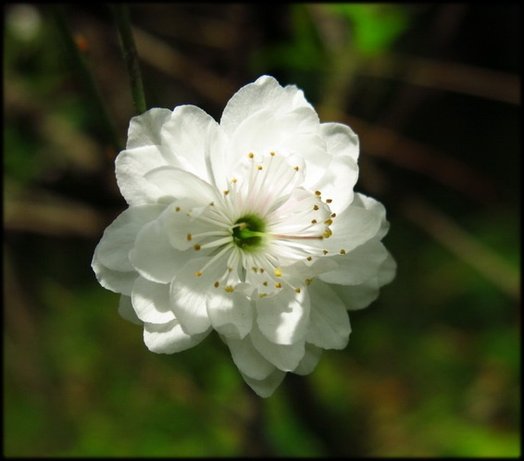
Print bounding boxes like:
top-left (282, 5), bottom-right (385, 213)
top-left (326, 4), bottom-right (409, 55)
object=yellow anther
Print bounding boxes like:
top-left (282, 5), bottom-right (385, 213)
top-left (209, 202), bottom-right (215, 206)
top-left (252, 266), bottom-right (258, 273)
top-left (260, 268), bottom-right (265, 273)
top-left (195, 271), bottom-right (203, 277)
top-left (186, 233), bottom-right (192, 241)
top-left (315, 190), bottom-right (321, 196)
top-left (295, 287), bottom-right (301, 294)
top-left (275, 282), bottom-right (282, 289)
top-left (231, 178), bottom-right (237, 183)
top-left (248, 152), bottom-right (254, 159)
top-left (294, 166), bottom-right (300, 171)
top-left (313, 204), bottom-right (319, 211)
top-left (224, 285), bottom-right (235, 293)
top-left (259, 293), bottom-right (268, 298)
top-left (331, 212), bottom-right (336, 218)
top-left (193, 244), bottom-right (201, 251)
top-left (175, 206), bottom-right (181, 212)
top-left (305, 278), bottom-right (313, 286)
top-left (214, 281), bottom-right (220, 288)
top-left (323, 229), bottom-right (332, 238)
top-left (270, 151), bottom-right (276, 157)
top-left (340, 249), bottom-right (346, 255)
top-left (257, 165), bottom-right (263, 171)
top-left (306, 256), bottom-right (312, 261)
top-left (326, 199), bottom-right (333, 204)
top-left (274, 267), bottom-right (283, 277)
top-left (223, 190), bottom-right (229, 195)
top-left (262, 281), bottom-right (268, 287)
top-left (311, 219), bottom-right (318, 224)
top-left (323, 250), bottom-right (328, 255)
top-left (324, 218), bottom-right (333, 225)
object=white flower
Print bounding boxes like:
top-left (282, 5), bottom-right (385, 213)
top-left (92, 75), bottom-right (396, 397)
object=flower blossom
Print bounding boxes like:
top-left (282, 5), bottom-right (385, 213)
top-left (92, 75), bottom-right (396, 397)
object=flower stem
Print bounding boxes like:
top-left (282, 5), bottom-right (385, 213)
top-left (49, 5), bottom-right (122, 151)
top-left (111, 4), bottom-right (147, 115)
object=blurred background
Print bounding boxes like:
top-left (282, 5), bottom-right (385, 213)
top-left (3, 3), bottom-right (520, 457)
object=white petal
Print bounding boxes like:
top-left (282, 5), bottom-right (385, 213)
top-left (143, 319), bottom-right (210, 354)
top-left (280, 132), bottom-right (328, 189)
top-left (131, 277), bottom-right (175, 324)
top-left (293, 343), bottom-right (322, 375)
top-left (129, 216), bottom-right (190, 283)
top-left (127, 108), bottom-right (173, 149)
top-left (230, 106), bottom-right (319, 163)
top-left (250, 325), bottom-right (306, 372)
top-left (315, 195), bottom-right (385, 256)
top-left (306, 280), bottom-right (351, 350)
top-left (115, 145), bottom-right (169, 206)
top-left (319, 240), bottom-right (389, 285)
top-left (92, 250), bottom-right (137, 295)
top-left (331, 281), bottom-right (380, 311)
top-left (94, 204), bottom-right (165, 271)
top-left (207, 292), bottom-right (253, 339)
top-left (255, 286), bottom-right (310, 345)
top-left (353, 193), bottom-right (390, 240)
top-left (224, 334), bottom-right (276, 380)
top-left (144, 166), bottom-right (219, 204)
top-left (240, 369), bottom-right (286, 398)
top-left (221, 75), bottom-right (312, 137)
top-left (160, 105), bottom-right (229, 186)
top-left (331, 251), bottom-right (396, 310)
top-left (320, 122), bottom-right (359, 162)
top-left (311, 154), bottom-right (359, 215)
top-left (378, 251), bottom-right (397, 286)
top-left (118, 295), bottom-right (142, 325)
top-left (169, 257), bottom-right (225, 335)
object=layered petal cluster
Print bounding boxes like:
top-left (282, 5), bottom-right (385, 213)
top-left (92, 75), bottom-right (396, 397)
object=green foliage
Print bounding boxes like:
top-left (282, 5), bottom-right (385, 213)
top-left (326, 4), bottom-right (409, 56)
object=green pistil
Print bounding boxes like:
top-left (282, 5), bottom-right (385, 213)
top-left (232, 214), bottom-right (266, 251)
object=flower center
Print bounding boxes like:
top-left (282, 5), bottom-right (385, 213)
top-left (232, 214), bottom-right (266, 252)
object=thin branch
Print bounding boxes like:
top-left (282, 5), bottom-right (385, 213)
top-left (111, 4), bottom-right (147, 115)
top-left (49, 5), bottom-right (122, 151)
top-left (401, 197), bottom-right (520, 301)
top-left (131, 26), bottom-right (236, 106)
top-left (360, 55), bottom-right (521, 106)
